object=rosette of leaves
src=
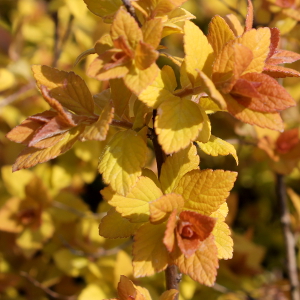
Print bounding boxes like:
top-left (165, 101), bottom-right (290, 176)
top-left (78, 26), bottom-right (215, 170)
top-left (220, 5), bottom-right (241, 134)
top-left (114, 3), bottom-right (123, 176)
top-left (99, 144), bottom-right (237, 286)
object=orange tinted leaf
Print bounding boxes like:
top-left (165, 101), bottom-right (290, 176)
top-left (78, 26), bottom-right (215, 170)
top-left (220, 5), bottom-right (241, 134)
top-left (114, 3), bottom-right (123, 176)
top-left (6, 119), bottom-right (43, 145)
top-left (197, 71), bottom-right (227, 109)
top-left (213, 43), bottom-right (253, 93)
top-left (163, 210), bottom-right (177, 253)
top-left (175, 169), bottom-right (237, 215)
top-left (150, 194), bottom-right (185, 224)
top-left (268, 28), bottom-right (280, 59)
top-left (111, 8), bottom-right (142, 50)
top-left (233, 73), bottom-right (295, 113)
top-left (135, 41), bottom-right (159, 70)
top-left (12, 126), bottom-right (84, 172)
top-left (224, 94), bottom-right (284, 130)
top-left (237, 28), bottom-right (271, 74)
top-left (264, 65), bottom-right (300, 78)
top-left (268, 49), bottom-right (300, 64)
top-left (276, 128), bottom-right (299, 154)
top-left (117, 275), bottom-right (139, 300)
top-left (159, 290), bottom-right (179, 300)
top-left (133, 223), bottom-right (169, 277)
top-left (245, 0), bottom-right (254, 31)
top-left (88, 54), bottom-right (130, 81)
top-left (174, 235), bottom-right (218, 286)
top-left (223, 14), bottom-right (244, 36)
top-left (32, 65), bottom-right (95, 116)
top-left (30, 132), bottom-right (68, 149)
top-left (207, 15), bottom-right (235, 56)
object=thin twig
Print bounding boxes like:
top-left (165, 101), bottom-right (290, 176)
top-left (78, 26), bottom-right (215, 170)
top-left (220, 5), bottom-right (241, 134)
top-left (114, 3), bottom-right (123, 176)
top-left (20, 271), bottom-right (77, 300)
top-left (52, 201), bottom-right (105, 219)
top-left (276, 174), bottom-right (300, 300)
top-left (217, 0), bottom-right (245, 21)
top-left (60, 237), bottom-right (132, 258)
top-left (0, 82), bottom-right (36, 108)
top-left (111, 119), bottom-right (133, 129)
top-left (121, 0), bottom-right (142, 27)
top-left (52, 13), bottom-right (74, 67)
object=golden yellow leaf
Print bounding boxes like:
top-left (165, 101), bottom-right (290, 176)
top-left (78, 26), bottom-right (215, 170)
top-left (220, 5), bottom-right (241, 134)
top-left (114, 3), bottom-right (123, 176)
top-left (173, 235), bottom-right (218, 286)
top-left (209, 203), bottom-right (233, 259)
top-left (142, 18), bottom-right (163, 48)
top-left (198, 97), bottom-right (223, 113)
top-left (155, 96), bottom-right (203, 154)
top-left (223, 14), bottom-right (244, 36)
top-left (99, 130), bottom-right (147, 195)
top-left (83, 0), bottom-right (122, 19)
top-left (175, 169), bottom-right (237, 215)
top-left (196, 107), bottom-right (211, 143)
top-left (160, 144), bottom-right (199, 194)
top-left (237, 27), bottom-right (271, 74)
top-left (13, 126), bottom-right (85, 172)
top-left (159, 290), bottom-right (179, 300)
top-left (124, 63), bottom-right (159, 95)
top-left (196, 135), bottom-right (238, 164)
top-left (88, 56), bottom-right (130, 81)
top-left (111, 8), bottom-right (142, 50)
top-left (224, 94), bottom-right (284, 131)
top-left (207, 15), bottom-right (235, 56)
top-left (184, 21), bottom-right (214, 86)
top-left (0, 197), bottom-right (23, 233)
top-left (133, 223), bottom-right (169, 277)
top-left (80, 101), bottom-right (113, 141)
top-left (78, 284), bottom-right (107, 300)
top-left (141, 168), bottom-right (161, 188)
top-left (110, 78), bottom-right (132, 118)
top-left (99, 209), bottom-right (141, 238)
top-left (139, 65), bottom-right (177, 108)
top-left (32, 65), bottom-right (95, 116)
top-left (150, 193), bottom-right (185, 224)
top-left (197, 71), bottom-right (227, 109)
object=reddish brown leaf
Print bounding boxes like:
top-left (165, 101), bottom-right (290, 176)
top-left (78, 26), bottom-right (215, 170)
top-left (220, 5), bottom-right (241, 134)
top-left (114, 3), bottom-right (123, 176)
top-left (245, 0), bottom-right (254, 32)
top-left (41, 86), bottom-right (77, 126)
top-left (233, 73), bottom-right (295, 112)
top-left (28, 110), bottom-right (57, 122)
top-left (267, 49), bottom-right (300, 65)
top-left (276, 128), bottom-right (299, 154)
top-left (28, 116), bottom-right (75, 148)
top-left (6, 119), bottom-right (44, 145)
top-left (263, 65), bottom-right (300, 78)
top-left (267, 28), bottom-right (280, 60)
top-left (179, 211), bottom-right (216, 241)
top-left (231, 78), bottom-right (262, 98)
top-left (12, 126), bottom-right (84, 171)
top-left (275, 0), bottom-right (295, 8)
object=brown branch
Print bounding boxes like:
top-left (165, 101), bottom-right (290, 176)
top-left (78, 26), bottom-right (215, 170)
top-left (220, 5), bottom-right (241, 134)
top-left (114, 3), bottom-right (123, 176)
top-left (0, 81), bottom-right (36, 108)
top-left (52, 201), bottom-right (105, 219)
top-left (121, 0), bottom-right (142, 27)
top-left (150, 110), bottom-right (180, 299)
top-left (110, 119), bottom-right (133, 129)
top-left (52, 12), bottom-right (74, 67)
top-left (276, 174), bottom-right (300, 300)
top-left (60, 237), bottom-right (132, 259)
top-left (20, 271), bottom-right (77, 300)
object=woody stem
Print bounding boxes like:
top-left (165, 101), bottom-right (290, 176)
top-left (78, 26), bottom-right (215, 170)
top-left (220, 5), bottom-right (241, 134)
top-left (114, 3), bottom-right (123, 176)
top-left (276, 173), bottom-right (300, 300)
top-left (151, 110), bottom-right (180, 299)
top-left (121, 0), bottom-right (142, 27)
